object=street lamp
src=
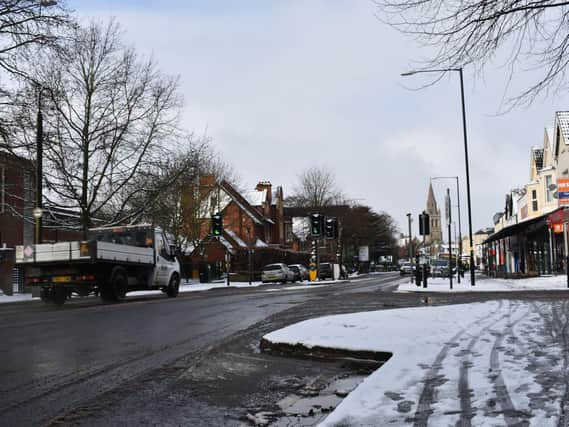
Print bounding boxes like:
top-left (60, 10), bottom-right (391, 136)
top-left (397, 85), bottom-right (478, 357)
top-left (35, 88), bottom-right (44, 244)
top-left (32, 206), bottom-right (43, 244)
top-left (431, 176), bottom-right (462, 283)
top-left (402, 67), bottom-right (476, 286)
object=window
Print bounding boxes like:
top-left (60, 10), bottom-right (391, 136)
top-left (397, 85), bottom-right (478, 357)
top-left (545, 175), bottom-right (554, 202)
top-left (532, 189), bottom-right (538, 212)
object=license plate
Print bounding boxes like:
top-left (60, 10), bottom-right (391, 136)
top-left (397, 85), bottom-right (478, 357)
top-left (53, 276), bottom-right (72, 283)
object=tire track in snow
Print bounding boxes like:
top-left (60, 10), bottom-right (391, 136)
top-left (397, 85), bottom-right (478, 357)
top-left (488, 303), bottom-right (530, 427)
top-left (412, 301), bottom-right (504, 427)
top-left (456, 301), bottom-right (513, 427)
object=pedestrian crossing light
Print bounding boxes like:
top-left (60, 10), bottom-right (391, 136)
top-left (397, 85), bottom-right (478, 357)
top-left (419, 212), bottom-right (430, 236)
top-left (310, 213), bottom-right (323, 237)
top-left (212, 212), bottom-right (223, 236)
top-left (324, 217), bottom-right (338, 239)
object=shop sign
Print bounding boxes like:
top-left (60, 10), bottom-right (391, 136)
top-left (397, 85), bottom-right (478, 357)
top-left (558, 178), bottom-right (569, 206)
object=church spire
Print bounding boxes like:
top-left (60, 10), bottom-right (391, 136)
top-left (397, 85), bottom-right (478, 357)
top-left (427, 182), bottom-right (438, 211)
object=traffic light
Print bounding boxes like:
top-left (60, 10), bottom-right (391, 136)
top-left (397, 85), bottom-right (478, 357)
top-left (324, 217), bottom-right (338, 239)
top-left (212, 212), bottom-right (223, 236)
top-left (310, 213), bottom-right (324, 237)
top-left (419, 212), bottom-right (430, 236)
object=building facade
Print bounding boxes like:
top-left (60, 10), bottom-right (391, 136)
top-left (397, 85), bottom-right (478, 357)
top-left (484, 111), bottom-right (569, 277)
top-left (0, 151), bottom-right (35, 248)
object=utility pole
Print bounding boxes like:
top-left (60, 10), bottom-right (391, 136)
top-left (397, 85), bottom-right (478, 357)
top-left (407, 212), bottom-right (413, 283)
top-left (35, 89), bottom-right (44, 244)
top-left (447, 188), bottom-right (453, 290)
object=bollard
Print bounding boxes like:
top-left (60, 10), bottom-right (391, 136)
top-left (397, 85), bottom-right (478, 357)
top-left (423, 264), bottom-right (428, 288)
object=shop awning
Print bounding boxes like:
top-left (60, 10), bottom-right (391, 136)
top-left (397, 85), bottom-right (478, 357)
top-left (484, 214), bottom-right (548, 244)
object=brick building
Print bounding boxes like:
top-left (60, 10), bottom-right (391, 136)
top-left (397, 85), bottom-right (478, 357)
top-left (189, 176), bottom-right (307, 280)
top-left (0, 151), bottom-right (35, 248)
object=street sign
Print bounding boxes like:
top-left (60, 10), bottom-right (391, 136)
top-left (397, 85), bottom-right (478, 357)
top-left (358, 246), bottom-right (369, 262)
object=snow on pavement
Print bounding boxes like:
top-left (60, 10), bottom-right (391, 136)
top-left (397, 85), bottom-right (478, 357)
top-left (0, 278), bottom-right (343, 304)
top-left (398, 273), bottom-right (569, 292)
top-left (263, 300), bottom-right (569, 426)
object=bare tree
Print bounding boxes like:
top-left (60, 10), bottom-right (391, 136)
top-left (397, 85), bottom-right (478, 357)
top-left (0, 1), bottom-right (71, 143)
top-left (286, 166), bottom-right (346, 208)
top-left (13, 19), bottom-right (182, 234)
top-left (128, 135), bottom-right (238, 251)
top-left (376, 0), bottom-right (569, 107)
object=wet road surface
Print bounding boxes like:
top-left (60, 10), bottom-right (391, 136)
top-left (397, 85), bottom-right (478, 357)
top-left (0, 273), bottom-right (400, 426)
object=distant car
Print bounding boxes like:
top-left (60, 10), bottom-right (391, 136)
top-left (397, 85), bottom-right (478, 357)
top-left (430, 259), bottom-right (456, 277)
top-left (318, 262), bottom-right (334, 280)
top-left (262, 263), bottom-right (296, 284)
top-left (288, 264), bottom-right (308, 282)
top-left (399, 262), bottom-right (414, 275)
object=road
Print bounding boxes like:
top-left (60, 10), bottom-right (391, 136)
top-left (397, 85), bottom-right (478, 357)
top-left (0, 273), bottom-right (402, 426)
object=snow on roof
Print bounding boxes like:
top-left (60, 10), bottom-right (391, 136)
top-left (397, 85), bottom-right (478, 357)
top-left (255, 239), bottom-right (268, 248)
top-left (225, 229), bottom-right (247, 248)
top-left (218, 235), bottom-right (236, 253)
top-left (557, 112), bottom-right (569, 144)
top-left (245, 189), bottom-right (267, 206)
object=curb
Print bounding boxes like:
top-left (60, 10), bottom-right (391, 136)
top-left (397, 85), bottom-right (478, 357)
top-left (259, 338), bottom-right (392, 366)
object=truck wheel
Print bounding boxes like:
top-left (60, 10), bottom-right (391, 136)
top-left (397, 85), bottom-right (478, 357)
top-left (40, 287), bottom-right (53, 304)
top-left (166, 274), bottom-right (179, 298)
top-left (110, 271), bottom-right (128, 301)
top-left (52, 287), bottom-right (67, 306)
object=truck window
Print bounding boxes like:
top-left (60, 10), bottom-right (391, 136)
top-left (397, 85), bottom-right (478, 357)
top-left (89, 228), bottom-right (153, 248)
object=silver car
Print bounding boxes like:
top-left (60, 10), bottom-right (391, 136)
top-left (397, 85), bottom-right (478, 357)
top-left (288, 264), bottom-right (309, 281)
top-left (262, 263), bottom-right (296, 284)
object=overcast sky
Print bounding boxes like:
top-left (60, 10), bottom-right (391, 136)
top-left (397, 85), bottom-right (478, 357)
top-left (70, 0), bottom-right (569, 236)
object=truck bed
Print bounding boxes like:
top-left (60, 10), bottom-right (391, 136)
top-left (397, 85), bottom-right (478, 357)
top-left (15, 241), bottom-right (155, 265)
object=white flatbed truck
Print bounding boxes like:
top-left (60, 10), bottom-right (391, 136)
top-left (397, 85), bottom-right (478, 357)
top-left (15, 225), bottom-right (181, 306)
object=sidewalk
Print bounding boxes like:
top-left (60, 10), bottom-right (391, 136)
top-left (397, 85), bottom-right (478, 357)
top-left (398, 273), bottom-right (569, 292)
top-left (263, 285), bottom-right (569, 425)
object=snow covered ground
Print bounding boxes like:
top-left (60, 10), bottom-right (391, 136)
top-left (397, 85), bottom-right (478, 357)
top-left (0, 278), bottom-right (341, 304)
top-left (264, 299), bottom-right (569, 426)
top-left (398, 273), bottom-right (569, 292)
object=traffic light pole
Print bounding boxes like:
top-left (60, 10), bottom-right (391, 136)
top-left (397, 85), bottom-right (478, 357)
top-left (447, 188), bottom-right (453, 290)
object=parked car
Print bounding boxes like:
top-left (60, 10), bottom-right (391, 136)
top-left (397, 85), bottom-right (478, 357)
top-left (318, 262), bottom-right (334, 280)
top-left (288, 264), bottom-right (308, 282)
top-left (261, 263), bottom-right (296, 284)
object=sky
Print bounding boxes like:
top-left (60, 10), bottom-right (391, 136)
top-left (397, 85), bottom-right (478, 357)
top-left (69, 0), bottom-right (569, 236)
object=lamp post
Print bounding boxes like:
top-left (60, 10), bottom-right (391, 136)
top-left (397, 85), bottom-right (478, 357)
top-left (431, 176), bottom-right (462, 283)
top-left (406, 212), bottom-right (413, 284)
top-left (35, 88), bottom-right (44, 244)
top-left (401, 67), bottom-right (475, 286)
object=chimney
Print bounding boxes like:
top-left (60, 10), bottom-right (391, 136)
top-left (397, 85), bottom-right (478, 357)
top-left (200, 174), bottom-right (216, 197)
top-left (255, 181), bottom-right (272, 206)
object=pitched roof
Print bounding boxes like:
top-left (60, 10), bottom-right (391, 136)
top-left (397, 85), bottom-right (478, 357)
top-left (557, 111), bottom-right (569, 143)
top-left (217, 180), bottom-right (268, 225)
